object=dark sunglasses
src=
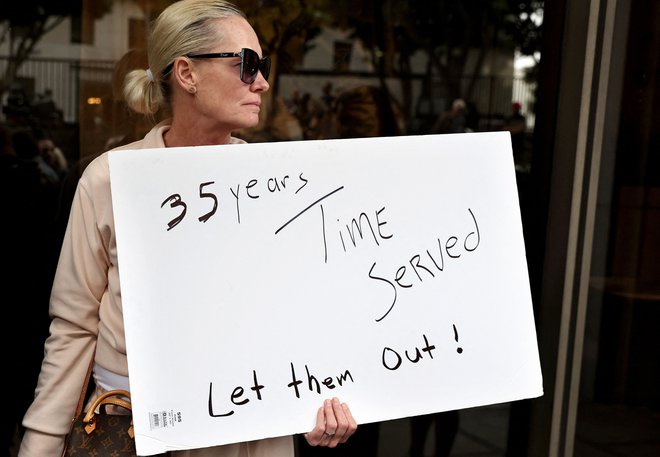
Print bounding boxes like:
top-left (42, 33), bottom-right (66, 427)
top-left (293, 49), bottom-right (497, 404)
top-left (185, 48), bottom-right (270, 84)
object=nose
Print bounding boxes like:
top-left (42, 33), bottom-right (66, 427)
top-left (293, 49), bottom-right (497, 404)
top-left (250, 71), bottom-right (270, 92)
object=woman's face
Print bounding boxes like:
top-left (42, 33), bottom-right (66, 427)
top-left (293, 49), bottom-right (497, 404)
top-left (187, 16), bottom-right (269, 133)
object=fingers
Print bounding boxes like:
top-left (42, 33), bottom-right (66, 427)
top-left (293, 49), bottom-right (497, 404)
top-left (327, 398), bottom-right (346, 446)
top-left (304, 398), bottom-right (358, 448)
top-left (337, 402), bottom-right (357, 444)
top-left (303, 405), bottom-right (327, 446)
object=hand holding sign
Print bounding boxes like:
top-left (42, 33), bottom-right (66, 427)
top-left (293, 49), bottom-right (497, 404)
top-left (304, 398), bottom-right (358, 448)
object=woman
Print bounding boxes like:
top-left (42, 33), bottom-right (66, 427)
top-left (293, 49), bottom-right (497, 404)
top-left (18, 1), bottom-right (357, 456)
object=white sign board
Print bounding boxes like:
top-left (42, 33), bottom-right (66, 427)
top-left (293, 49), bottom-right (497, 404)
top-left (109, 132), bottom-right (543, 456)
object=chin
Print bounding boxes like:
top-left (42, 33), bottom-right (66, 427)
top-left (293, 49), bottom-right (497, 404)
top-left (239, 115), bottom-right (261, 129)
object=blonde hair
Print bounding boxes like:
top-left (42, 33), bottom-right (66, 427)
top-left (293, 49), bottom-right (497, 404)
top-left (123, 0), bottom-right (246, 117)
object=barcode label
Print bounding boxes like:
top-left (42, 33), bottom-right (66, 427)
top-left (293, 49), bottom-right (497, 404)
top-left (149, 411), bottom-right (165, 430)
top-left (149, 410), bottom-right (183, 430)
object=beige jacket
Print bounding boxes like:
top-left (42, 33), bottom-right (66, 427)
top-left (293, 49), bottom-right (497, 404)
top-left (19, 121), bottom-right (294, 457)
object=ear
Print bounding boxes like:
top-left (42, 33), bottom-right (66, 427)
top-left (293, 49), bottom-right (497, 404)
top-left (171, 57), bottom-right (196, 92)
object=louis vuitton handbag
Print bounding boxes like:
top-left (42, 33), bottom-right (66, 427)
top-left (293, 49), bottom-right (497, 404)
top-left (61, 388), bottom-right (137, 456)
top-left (61, 349), bottom-right (139, 457)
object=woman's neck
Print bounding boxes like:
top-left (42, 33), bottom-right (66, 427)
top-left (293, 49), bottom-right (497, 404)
top-left (165, 117), bottom-right (232, 147)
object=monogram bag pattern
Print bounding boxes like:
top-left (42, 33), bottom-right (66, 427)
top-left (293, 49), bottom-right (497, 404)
top-left (61, 389), bottom-right (137, 457)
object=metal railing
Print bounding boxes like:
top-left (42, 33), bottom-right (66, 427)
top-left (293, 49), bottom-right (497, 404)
top-left (0, 56), bottom-right (115, 124)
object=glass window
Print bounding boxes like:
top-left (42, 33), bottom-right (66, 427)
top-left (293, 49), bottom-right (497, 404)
top-left (577, 1), bottom-right (660, 455)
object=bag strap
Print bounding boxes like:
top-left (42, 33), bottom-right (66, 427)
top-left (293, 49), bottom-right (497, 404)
top-left (84, 389), bottom-right (132, 418)
top-left (74, 349), bottom-right (96, 417)
top-left (61, 349), bottom-right (96, 457)
top-left (82, 389), bottom-right (133, 437)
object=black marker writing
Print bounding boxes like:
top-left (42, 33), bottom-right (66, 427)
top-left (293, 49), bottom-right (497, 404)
top-left (275, 186), bottom-right (344, 235)
top-left (320, 206), bottom-right (393, 263)
top-left (198, 181), bottom-right (218, 223)
top-left (208, 370), bottom-right (265, 418)
top-left (381, 334), bottom-right (437, 370)
top-left (368, 208), bottom-right (481, 322)
top-left (287, 362), bottom-right (354, 399)
top-left (368, 262), bottom-right (397, 322)
top-left (321, 205), bottom-right (327, 263)
top-left (453, 324), bottom-right (463, 354)
top-left (161, 193), bottom-right (187, 231)
top-left (268, 175), bottom-right (289, 192)
top-left (230, 184), bottom-right (240, 224)
top-left (295, 173), bottom-right (309, 194)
